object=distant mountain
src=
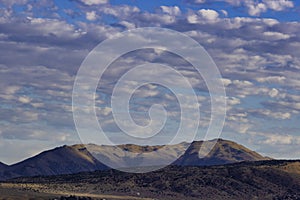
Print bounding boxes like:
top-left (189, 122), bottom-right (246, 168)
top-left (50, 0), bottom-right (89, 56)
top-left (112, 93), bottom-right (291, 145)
top-left (0, 139), bottom-right (270, 180)
top-left (9, 160), bottom-right (300, 200)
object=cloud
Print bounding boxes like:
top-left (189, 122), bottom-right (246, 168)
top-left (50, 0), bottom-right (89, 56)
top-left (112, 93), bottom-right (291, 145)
top-left (261, 134), bottom-right (294, 145)
top-left (263, 31), bottom-right (291, 40)
top-left (79, 0), bottom-right (108, 5)
top-left (249, 109), bottom-right (291, 120)
top-left (268, 88), bottom-right (279, 98)
top-left (263, 0), bottom-right (294, 11)
top-left (256, 76), bottom-right (286, 84)
top-left (248, 2), bottom-right (267, 16)
top-left (220, 9), bottom-right (228, 17)
top-left (160, 6), bottom-right (181, 16)
top-left (0, 0), bottom-right (28, 7)
top-left (186, 0), bottom-right (294, 16)
top-left (0, 0), bottom-right (299, 162)
top-left (187, 9), bottom-right (219, 24)
top-left (86, 11), bottom-right (97, 21)
top-left (198, 9), bottom-right (219, 22)
top-left (18, 96), bottom-right (31, 104)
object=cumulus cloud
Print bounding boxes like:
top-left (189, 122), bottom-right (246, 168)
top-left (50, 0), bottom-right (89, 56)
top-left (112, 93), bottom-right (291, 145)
top-left (263, 0), bottom-right (294, 11)
top-left (198, 9), bottom-right (219, 22)
top-left (248, 2), bottom-right (267, 16)
top-left (188, 9), bottom-right (219, 24)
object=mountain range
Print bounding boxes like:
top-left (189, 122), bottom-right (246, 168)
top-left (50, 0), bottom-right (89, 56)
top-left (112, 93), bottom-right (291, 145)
top-left (0, 139), bottom-right (270, 180)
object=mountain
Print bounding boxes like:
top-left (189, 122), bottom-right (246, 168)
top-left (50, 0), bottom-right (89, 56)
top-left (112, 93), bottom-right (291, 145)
top-left (0, 145), bottom-right (108, 180)
top-left (0, 162), bottom-right (8, 170)
top-left (0, 139), bottom-right (270, 180)
top-left (174, 139), bottom-right (269, 166)
top-left (7, 160), bottom-right (300, 200)
top-left (86, 139), bottom-right (269, 169)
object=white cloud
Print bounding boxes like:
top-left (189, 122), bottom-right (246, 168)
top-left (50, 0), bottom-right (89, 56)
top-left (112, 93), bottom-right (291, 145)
top-left (256, 76), bottom-right (286, 84)
top-left (187, 14), bottom-right (199, 24)
top-left (248, 3), bottom-right (267, 16)
top-left (262, 134), bottom-right (294, 145)
top-left (98, 107), bottom-right (112, 116)
top-left (189, 0), bottom-right (294, 16)
top-left (227, 112), bottom-right (248, 123)
top-left (268, 88), bottom-right (279, 98)
top-left (221, 78), bottom-right (232, 86)
top-left (79, 0), bottom-right (108, 5)
top-left (227, 97), bottom-right (241, 105)
top-left (187, 9), bottom-right (219, 24)
top-left (232, 80), bottom-right (253, 88)
top-left (119, 21), bottom-right (136, 29)
top-left (229, 123), bottom-right (252, 134)
top-left (249, 109), bottom-right (291, 120)
top-left (263, 31), bottom-right (290, 40)
top-left (160, 6), bottom-right (181, 16)
top-left (18, 96), bottom-right (31, 104)
top-left (198, 9), bottom-right (219, 22)
top-left (0, 0), bottom-right (28, 7)
top-left (262, 0), bottom-right (294, 11)
top-left (4, 86), bottom-right (20, 94)
top-left (220, 9), bottom-right (228, 17)
top-left (86, 11), bottom-right (97, 21)
top-left (227, 0), bottom-right (294, 16)
top-left (262, 18), bottom-right (279, 26)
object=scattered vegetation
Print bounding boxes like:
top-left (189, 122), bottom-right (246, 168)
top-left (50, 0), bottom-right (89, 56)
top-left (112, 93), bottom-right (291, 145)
top-left (3, 160), bottom-right (300, 200)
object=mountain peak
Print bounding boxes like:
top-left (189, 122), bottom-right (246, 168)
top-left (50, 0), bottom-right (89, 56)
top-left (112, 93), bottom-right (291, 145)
top-left (174, 138), bottom-right (270, 166)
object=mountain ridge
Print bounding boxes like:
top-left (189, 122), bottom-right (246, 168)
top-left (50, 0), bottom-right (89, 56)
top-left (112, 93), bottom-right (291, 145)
top-left (0, 138), bottom-right (271, 180)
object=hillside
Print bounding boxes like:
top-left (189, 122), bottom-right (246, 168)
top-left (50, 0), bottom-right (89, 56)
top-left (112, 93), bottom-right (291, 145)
top-left (174, 139), bottom-right (268, 166)
top-left (6, 160), bottom-right (300, 200)
top-left (0, 162), bottom-right (7, 170)
top-left (0, 145), bottom-right (108, 180)
top-left (0, 139), bottom-right (270, 180)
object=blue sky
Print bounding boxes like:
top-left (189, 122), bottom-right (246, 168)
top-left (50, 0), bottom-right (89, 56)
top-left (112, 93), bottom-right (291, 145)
top-left (0, 0), bottom-right (300, 164)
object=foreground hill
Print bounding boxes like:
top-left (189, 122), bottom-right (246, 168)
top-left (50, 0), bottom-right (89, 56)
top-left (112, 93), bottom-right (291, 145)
top-left (0, 139), bottom-right (269, 180)
top-left (6, 160), bottom-right (300, 200)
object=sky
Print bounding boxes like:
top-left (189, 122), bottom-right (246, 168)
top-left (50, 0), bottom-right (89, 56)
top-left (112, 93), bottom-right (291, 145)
top-left (0, 0), bottom-right (300, 164)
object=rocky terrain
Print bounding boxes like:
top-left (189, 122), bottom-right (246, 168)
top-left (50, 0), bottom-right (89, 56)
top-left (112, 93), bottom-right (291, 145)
top-left (3, 160), bottom-right (300, 200)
